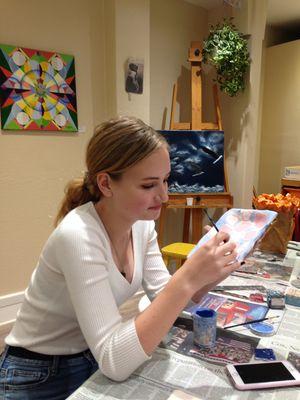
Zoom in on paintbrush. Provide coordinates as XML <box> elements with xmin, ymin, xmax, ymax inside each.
<box><xmin>203</xmin><ymin>209</ymin><xmax>219</xmax><ymax>232</ymax></box>
<box><xmin>223</xmin><ymin>315</ymin><xmax>280</xmax><ymax>330</ymax></box>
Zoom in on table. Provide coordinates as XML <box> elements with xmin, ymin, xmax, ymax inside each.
<box><xmin>68</xmin><ymin>249</ymin><xmax>300</xmax><ymax>400</ymax></box>
<box><xmin>281</xmin><ymin>178</ymin><xmax>300</xmax><ymax>198</ymax></box>
<box><xmin>281</xmin><ymin>179</ymin><xmax>300</xmax><ymax>241</ymax></box>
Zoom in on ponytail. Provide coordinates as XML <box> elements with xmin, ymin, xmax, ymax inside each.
<box><xmin>54</xmin><ymin>175</ymin><xmax>100</xmax><ymax>226</ymax></box>
<box><xmin>54</xmin><ymin>116</ymin><xmax>168</xmax><ymax>227</ymax></box>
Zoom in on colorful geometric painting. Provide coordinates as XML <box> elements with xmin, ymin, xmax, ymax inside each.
<box><xmin>0</xmin><ymin>44</ymin><xmax>77</xmax><ymax>131</ymax></box>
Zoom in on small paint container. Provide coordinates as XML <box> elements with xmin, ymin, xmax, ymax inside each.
<box><xmin>186</xmin><ymin>197</ymin><xmax>194</xmax><ymax>206</ymax></box>
<box><xmin>254</xmin><ymin>348</ymin><xmax>276</xmax><ymax>361</ymax></box>
<box><xmin>193</xmin><ymin>308</ymin><xmax>217</xmax><ymax>348</ymax></box>
<box><xmin>248</xmin><ymin>322</ymin><xmax>275</xmax><ymax>336</ymax></box>
<box><xmin>267</xmin><ymin>289</ymin><xmax>285</xmax><ymax>309</ymax></box>
<box><xmin>285</xmin><ymin>287</ymin><xmax>300</xmax><ymax>307</ymax></box>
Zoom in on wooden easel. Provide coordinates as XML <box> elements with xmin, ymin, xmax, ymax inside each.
<box><xmin>157</xmin><ymin>41</ymin><xmax>233</xmax><ymax>247</ymax></box>
<box><xmin>170</xmin><ymin>42</ymin><xmax>222</xmax><ymax>131</ymax></box>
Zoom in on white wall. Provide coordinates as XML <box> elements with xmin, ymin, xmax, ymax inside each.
<box><xmin>258</xmin><ymin>39</ymin><xmax>300</xmax><ymax>194</ymax></box>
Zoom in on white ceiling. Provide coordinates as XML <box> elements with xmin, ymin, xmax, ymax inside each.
<box><xmin>185</xmin><ymin>0</ymin><xmax>300</xmax><ymax>29</ymax></box>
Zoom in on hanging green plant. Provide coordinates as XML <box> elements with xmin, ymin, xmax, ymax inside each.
<box><xmin>202</xmin><ymin>18</ymin><xmax>250</xmax><ymax>97</ymax></box>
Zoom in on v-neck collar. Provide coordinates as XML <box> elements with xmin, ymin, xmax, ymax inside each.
<box><xmin>90</xmin><ymin>202</ymin><xmax>137</xmax><ymax>285</ymax></box>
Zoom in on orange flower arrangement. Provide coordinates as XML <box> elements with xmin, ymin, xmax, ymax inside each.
<box><xmin>253</xmin><ymin>193</ymin><xmax>300</xmax><ymax>214</ymax></box>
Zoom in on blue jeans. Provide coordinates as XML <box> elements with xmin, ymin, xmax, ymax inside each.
<box><xmin>0</xmin><ymin>346</ymin><xmax>98</xmax><ymax>399</ymax></box>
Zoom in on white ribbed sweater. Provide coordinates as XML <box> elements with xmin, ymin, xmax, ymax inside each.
<box><xmin>6</xmin><ymin>202</ymin><xmax>171</xmax><ymax>381</ymax></box>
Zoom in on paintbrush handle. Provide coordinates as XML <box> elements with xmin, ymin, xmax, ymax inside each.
<box><xmin>203</xmin><ymin>209</ymin><xmax>219</xmax><ymax>232</ymax></box>
<box><xmin>223</xmin><ymin>316</ymin><xmax>279</xmax><ymax>330</ymax></box>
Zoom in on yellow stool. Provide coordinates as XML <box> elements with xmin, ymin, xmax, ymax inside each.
<box><xmin>161</xmin><ymin>242</ymin><xmax>196</xmax><ymax>270</ymax></box>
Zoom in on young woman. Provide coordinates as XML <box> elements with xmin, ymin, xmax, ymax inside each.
<box><xmin>0</xmin><ymin>116</ymin><xmax>239</xmax><ymax>399</ymax></box>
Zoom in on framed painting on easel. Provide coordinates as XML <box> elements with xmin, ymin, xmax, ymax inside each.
<box><xmin>157</xmin><ymin>41</ymin><xmax>233</xmax><ymax>247</ymax></box>
<box><xmin>161</xmin><ymin>129</ymin><xmax>225</xmax><ymax>194</ymax></box>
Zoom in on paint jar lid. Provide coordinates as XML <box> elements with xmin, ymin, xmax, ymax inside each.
<box><xmin>248</xmin><ymin>322</ymin><xmax>275</xmax><ymax>336</ymax></box>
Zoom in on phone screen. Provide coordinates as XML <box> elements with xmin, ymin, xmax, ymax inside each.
<box><xmin>234</xmin><ymin>362</ymin><xmax>295</xmax><ymax>384</ymax></box>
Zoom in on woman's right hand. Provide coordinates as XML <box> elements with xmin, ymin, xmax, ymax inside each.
<box><xmin>134</xmin><ymin>231</ymin><xmax>239</xmax><ymax>358</ymax></box>
<box><xmin>179</xmin><ymin>231</ymin><xmax>240</xmax><ymax>295</ymax></box>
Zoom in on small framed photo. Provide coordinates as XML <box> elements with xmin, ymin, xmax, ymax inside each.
<box><xmin>125</xmin><ymin>58</ymin><xmax>144</xmax><ymax>94</ymax></box>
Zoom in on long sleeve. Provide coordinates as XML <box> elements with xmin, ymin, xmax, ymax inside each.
<box><xmin>6</xmin><ymin>203</ymin><xmax>151</xmax><ymax>382</ymax></box>
<box><xmin>141</xmin><ymin>221</ymin><xmax>171</xmax><ymax>301</ymax></box>
<box><xmin>54</xmin><ymin>214</ymin><xmax>150</xmax><ymax>381</ymax></box>
<box><xmin>141</xmin><ymin>222</ymin><xmax>194</xmax><ymax>310</ymax></box>
<box><xmin>6</xmin><ymin>203</ymin><xmax>172</xmax><ymax>382</ymax></box>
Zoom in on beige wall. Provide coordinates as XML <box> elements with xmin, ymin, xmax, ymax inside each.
<box><xmin>0</xmin><ymin>0</ymin><xmax>271</xmax><ymax>297</ymax></box>
<box><xmin>258</xmin><ymin>39</ymin><xmax>300</xmax><ymax>194</ymax></box>
<box><xmin>209</xmin><ymin>0</ymin><xmax>268</xmax><ymax>208</ymax></box>
<box><xmin>0</xmin><ymin>0</ymin><xmax>108</xmax><ymax>295</ymax></box>
<box><xmin>150</xmin><ymin>0</ymin><xmax>208</xmax><ymax>130</ymax></box>
<box><xmin>150</xmin><ymin>0</ymin><xmax>208</xmax><ymax>244</ymax></box>
<box><xmin>149</xmin><ymin>0</ymin><xmax>268</xmax><ymax>245</ymax></box>
<box><xmin>115</xmin><ymin>0</ymin><xmax>150</xmax><ymax>122</ymax></box>
<box><xmin>90</xmin><ymin>0</ymin><xmax>117</xmax><ymax>125</ymax></box>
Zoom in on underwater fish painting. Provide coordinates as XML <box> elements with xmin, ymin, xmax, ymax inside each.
<box><xmin>159</xmin><ymin>130</ymin><xmax>225</xmax><ymax>193</ymax></box>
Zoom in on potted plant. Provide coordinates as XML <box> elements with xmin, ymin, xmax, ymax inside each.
<box><xmin>202</xmin><ymin>18</ymin><xmax>250</xmax><ymax>97</ymax></box>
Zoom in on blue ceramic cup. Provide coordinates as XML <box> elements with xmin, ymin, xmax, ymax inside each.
<box><xmin>193</xmin><ymin>308</ymin><xmax>217</xmax><ymax>348</ymax></box>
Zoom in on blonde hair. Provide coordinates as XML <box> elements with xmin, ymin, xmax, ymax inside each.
<box><xmin>55</xmin><ymin>116</ymin><xmax>167</xmax><ymax>225</ymax></box>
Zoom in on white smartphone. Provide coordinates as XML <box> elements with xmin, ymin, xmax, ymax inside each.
<box><xmin>226</xmin><ymin>361</ymin><xmax>300</xmax><ymax>390</ymax></box>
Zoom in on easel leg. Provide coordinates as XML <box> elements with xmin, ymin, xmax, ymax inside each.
<box><xmin>169</xmin><ymin>83</ymin><xmax>177</xmax><ymax>130</ymax></box>
<box><xmin>157</xmin><ymin>204</ymin><xmax>167</xmax><ymax>248</ymax></box>
<box><xmin>192</xmin><ymin>208</ymin><xmax>202</xmax><ymax>243</ymax></box>
<box><xmin>163</xmin><ymin>255</ymin><xmax>170</xmax><ymax>268</ymax></box>
<box><xmin>183</xmin><ymin>209</ymin><xmax>191</xmax><ymax>242</ymax></box>
<box><xmin>213</xmin><ymin>83</ymin><xmax>223</xmax><ymax>130</ymax></box>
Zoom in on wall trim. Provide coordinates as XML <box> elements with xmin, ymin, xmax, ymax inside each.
<box><xmin>0</xmin><ymin>320</ymin><xmax>14</xmax><ymax>334</ymax></box>
<box><xmin>0</xmin><ymin>291</ymin><xmax>24</xmax><ymax>325</ymax></box>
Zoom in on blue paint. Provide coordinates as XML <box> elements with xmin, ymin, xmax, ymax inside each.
<box><xmin>248</xmin><ymin>322</ymin><xmax>275</xmax><ymax>336</ymax></box>
<box><xmin>196</xmin><ymin>309</ymin><xmax>215</xmax><ymax>318</ymax></box>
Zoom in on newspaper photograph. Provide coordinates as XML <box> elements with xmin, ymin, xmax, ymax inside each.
<box><xmin>161</xmin><ymin>326</ymin><xmax>259</xmax><ymax>365</ymax></box>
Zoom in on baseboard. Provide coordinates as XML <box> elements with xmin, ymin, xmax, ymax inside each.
<box><xmin>0</xmin><ymin>291</ymin><xmax>24</xmax><ymax>326</ymax></box>
<box><xmin>0</xmin><ymin>320</ymin><xmax>14</xmax><ymax>335</ymax></box>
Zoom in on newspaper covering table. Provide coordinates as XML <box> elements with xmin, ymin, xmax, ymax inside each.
<box><xmin>68</xmin><ymin>248</ymin><xmax>300</xmax><ymax>400</ymax></box>
<box><xmin>68</xmin><ymin>309</ymin><xmax>300</xmax><ymax>400</ymax></box>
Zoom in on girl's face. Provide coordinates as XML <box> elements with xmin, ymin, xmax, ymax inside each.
<box><xmin>108</xmin><ymin>146</ymin><xmax>170</xmax><ymax>223</ymax></box>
